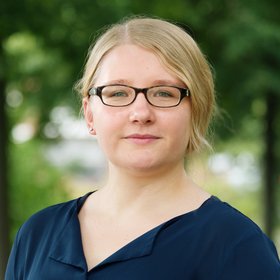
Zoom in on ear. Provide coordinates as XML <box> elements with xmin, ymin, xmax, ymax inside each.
<box><xmin>83</xmin><ymin>97</ymin><xmax>95</xmax><ymax>131</ymax></box>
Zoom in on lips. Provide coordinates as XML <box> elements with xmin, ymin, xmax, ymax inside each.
<box><xmin>124</xmin><ymin>134</ymin><xmax>160</xmax><ymax>144</ymax></box>
<box><xmin>125</xmin><ymin>134</ymin><xmax>159</xmax><ymax>139</ymax></box>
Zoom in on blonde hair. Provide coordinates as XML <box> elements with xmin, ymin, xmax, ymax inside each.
<box><xmin>76</xmin><ymin>16</ymin><xmax>215</xmax><ymax>153</ymax></box>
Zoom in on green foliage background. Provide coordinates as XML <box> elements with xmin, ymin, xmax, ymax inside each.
<box><xmin>8</xmin><ymin>141</ymin><xmax>68</xmax><ymax>238</ymax></box>
<box><xmin>1</xmin><ymin>0</ymin><xmax>280</xmax><ymax>268</ymax></box>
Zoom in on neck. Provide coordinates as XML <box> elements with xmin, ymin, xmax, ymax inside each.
<box><xmin>100</xmin><ymin>162</ymin><xmax>194</xmax><ymax>215</ymax></box>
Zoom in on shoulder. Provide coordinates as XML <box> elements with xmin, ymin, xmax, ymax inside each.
<box><xmin>208</xmin><ymin>197</ymin><xmax>279</xmax><ymax>261</ymax></box>
<box><xmin>205</xmin><ymin>196</ymin><xmax>264</xmax><ymax>237</ymax></box>
<box><xmin>16</xmin><ymin>193</ymin><xmax>91</xmax><ymax>242</ymax></box>
<box><xmin>5</xmin><ymin>193</ymin><xmax>92</xmax><ymax>279</ymax></box>
<box><xmin>195</xmin><ymin>197</ymin><xmax>280</xmax><ymax>278</ymax></box>
<box><xmin>21</xmin><ymin>198</ymin><xmax>76</xmax><ymax>231</ymax></box>
<box><xmin>198</xmin><ymin>196</ymin><xmax>279</xmax><ymax>257</ymax></box>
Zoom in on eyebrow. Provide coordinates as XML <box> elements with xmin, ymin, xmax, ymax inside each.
<box><xmin>102</xmin><ymin>79</ymin><xmax>185</xmax><ymax>87</ymax></box>
<box><xmin>103</xmin><ymin>79</ymin><xmax>130</xmax><ymax>85</ymax></box>
<box><xmin>152</xmin><ymin>79</ymin><xmax>184</xmax><ymax>87</ymax></box>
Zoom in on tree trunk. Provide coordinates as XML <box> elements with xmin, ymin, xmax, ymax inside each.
<box><xmin>263</xmin><ymin>91</ymin><xmax>277</xmax><ymax>238</ymax></box>
<box><xmin>0</xmin><ymin>65</ymin><xmax>10</xmax><ymax>279</ymax></box>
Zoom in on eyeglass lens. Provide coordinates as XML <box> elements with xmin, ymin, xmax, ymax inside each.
<box><xmin>100</xmin><ymin>85</ymin><xmax>182</xmax><ymax>107</ymax></box>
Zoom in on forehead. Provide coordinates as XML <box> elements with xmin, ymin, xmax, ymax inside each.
<box><xmin>94</xmin><ymin>44</ymin><xmax>183</xmax><ymax>87</ymax></box>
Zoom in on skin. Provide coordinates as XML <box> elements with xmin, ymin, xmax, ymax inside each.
<box><xmin>81</xmin><ymin>44</ymin><xmax>210</xmax><ymax>270</ymax></box>
<box><xmin>86</xmin><ymin>44</ymin><xmax>191</xmax><ymax>175</ymax></box>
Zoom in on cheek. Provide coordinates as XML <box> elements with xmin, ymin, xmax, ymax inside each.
<box><xmin>91</xmin><ymin>101</ymin><xmax>125</xmax><ymax>140</ymax></box>
<box><xmin>170</xmin><ymin>110</ymin><xmax>192</xmax><ymax>147</ymax></box>
<box><xmin>171</xmin><ymin>108</ymin><xmax>191</xmax><ymax>132</ymax></box>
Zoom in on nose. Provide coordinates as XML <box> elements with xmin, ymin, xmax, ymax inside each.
<box><xmin>129</xmin><ymin>93</ymin><xmax>155</xmax><ymax>124</ymax></box>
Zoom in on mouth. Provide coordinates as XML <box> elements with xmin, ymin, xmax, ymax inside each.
<box><xmin>124</xmin><ymin>134</ymin><xmax>160</xmax><ymax>144</ymax></box>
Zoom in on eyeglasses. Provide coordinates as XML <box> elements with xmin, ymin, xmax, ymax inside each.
<box><xmin>88</xmin><ymin>84</ymin><xmax>190</xmax><ymax>108</ymax></box>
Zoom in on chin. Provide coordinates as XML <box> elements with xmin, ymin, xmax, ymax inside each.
<box><xmin>124</xmin><ymin>159</ymin><xmax>171</xmax><ymax>175</ymax></box>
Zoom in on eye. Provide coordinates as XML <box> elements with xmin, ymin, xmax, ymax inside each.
<box><xmin>154</xmin><ymin>91</ymin><xmax>173</xmax><ymax>97</ymax></box>
<box><xmin>102</xmin><ymin>86</ymin><xmax>131</xmax><ymax>98</ymax></box>
<box><xmin>111</xmin><ymin>91</ymin><xmax>128</xmax><ymax>97</ymax></box>
<box><xmin>153</xmin><ymin>88</ymin><xmax>177</xmax><ymax>98</ymax></box>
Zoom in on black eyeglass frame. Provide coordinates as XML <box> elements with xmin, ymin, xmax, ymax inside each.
<box><xmin>88</xmin><ymin>84</ymin><xmax>191</xmax><ymax>108</ymax></box>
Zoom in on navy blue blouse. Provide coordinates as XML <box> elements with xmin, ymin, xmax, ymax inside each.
<box><xmin>5</xmin><ymin>193</ymin><xmax>280</xmax><ymax>279</ymax></box>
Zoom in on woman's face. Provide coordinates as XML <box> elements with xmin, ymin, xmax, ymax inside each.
<box><xmin>84</xmin><ymin>44</ymin><xmax>191</xmax><ymax>174</ymax></box>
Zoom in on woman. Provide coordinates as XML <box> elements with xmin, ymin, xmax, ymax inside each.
<box><xmin>6</xmin><ymin>16</ymin><xmax>280</xmax><ymax>279</ymax></box>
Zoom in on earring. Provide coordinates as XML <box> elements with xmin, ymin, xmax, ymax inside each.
<box><xmin>89</xmin><ymin>128</ymin><xmax>96</xmax><ymax>135</ymax></box>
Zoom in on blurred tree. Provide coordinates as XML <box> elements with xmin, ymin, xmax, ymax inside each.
<box><xmin>203</xmin><ymin>0</ymin><xmax>280</xmax><ymax>237</ymax></box>
<box><xmin>129</xmin><ymin>0</ymin><xmax>280</xmax><ymax>237</ymax></box>
<box><xmin>1</xmin><ymin>0</ymin><xmax>279</xmax><ymax>277</ymax></box>
<box><xmin>0</xmin><ymin>44</ymin><xmax>9</xmax><ymax>280</ymax></box>
<box><xmin>0</xmin><ymin>1</ymin><xmax>127</xmax><ymax>277</ymax></box>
